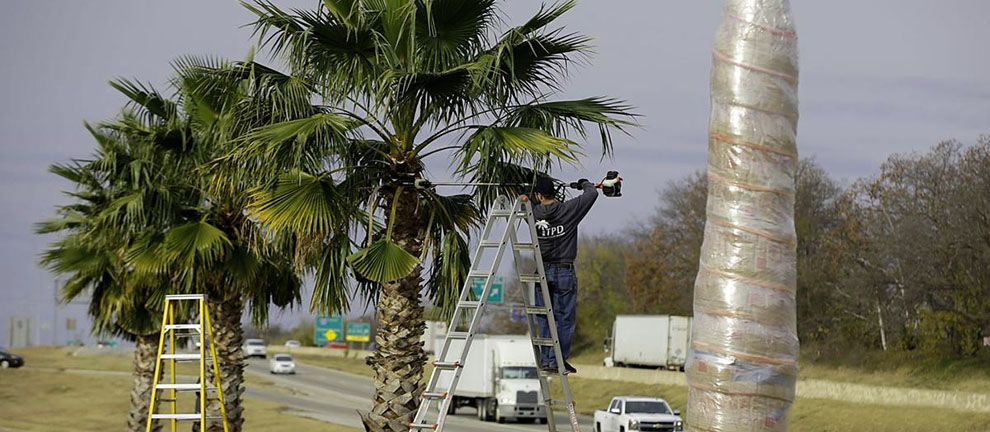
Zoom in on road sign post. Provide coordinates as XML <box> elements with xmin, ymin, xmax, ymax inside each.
<box><xmin>470</xmin><ymin>276</ymin><xmax>503</xmax><ymax>303</ymax></box>
<box><xmin>314</xmin><ymin>316</ymin><xmax>343</xmax><ymax>346</ymax></box>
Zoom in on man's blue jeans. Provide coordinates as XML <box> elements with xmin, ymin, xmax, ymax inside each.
<box><xmin>534</xmin><ymin>265</ymin><xmax>577</xmax><ymax>366</ymax></box>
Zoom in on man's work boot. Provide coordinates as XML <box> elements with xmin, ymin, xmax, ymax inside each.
<box><xmin>564</xmin><ymin>361</ymin><xmax>577</xmax><ymax>374</ymax></box>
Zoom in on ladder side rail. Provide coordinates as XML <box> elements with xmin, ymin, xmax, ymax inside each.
<box><xmin>411</xmin><ymin>196</ymin><xmax>513</xmax><ymax>429</ymax></box>
<box><xmin>420</xmin><ymin>195</ymin><xmax>509</xmax><ymax>390</ymax></box>
<box><xmin>145</xmin><ymin>300</ymin><xmax>172</xmax><ymax>432</ymax></box>
<box><xmin>169</xmin><ymin>305</ymin><xmax>177</xmax><ymax>432</ymax></box>
<box><xmin>505</xmin><ymin>211</ymin><xmax>548</xmax><ymax>377</ymax></box>
<box><xmin>506</xmin><ymin>214</ymin><xmax>559</xmax><ymax>432</ymax></box>
<box><xmin>198</xmin><ymin>299</ymin><xmax>207</xmax><ymax>429</ymax></box>
<box><xmin>522</xmin><ymin>198</ymin><xmax>582</xmax><ymax>432</ymax></box>
<box><xmin>522</xmin><ymin>200</ymin><xmax>568</xmax><ymax>371</ymax></box>
<box><xmin>203</xmin><ymin>302</ymin><xmax>230</xmax><ymax>432</ymax></box>
<box><xmin>433</xmin><ymin>198</ymin><xmax>523</xmax><ymax>432</ymax></box>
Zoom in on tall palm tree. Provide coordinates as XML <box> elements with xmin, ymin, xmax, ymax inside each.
<box><xmin>42</xmin><ymin>73</ymin><xmax>305</xmax><ymax>431</ymax></box>
<box><xmin>113</xmin><ymin>67</ymin><xmax>306</xmax><ymax>431</ymax></box>
<box><xmin>231</xmin><ymin>1</ymin><xmax>637</xmax><ymax>430</ymax></box>
<box><xmin>38</xmin><ymin>120</ymin><xmax>179</xmax><ymax>432</ymax></box>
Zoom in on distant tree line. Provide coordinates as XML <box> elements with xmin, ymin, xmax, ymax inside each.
<box><xmin>569</xmin><ymin>137</ymin><xmax>990</xmax><ymax>360</ymax></box>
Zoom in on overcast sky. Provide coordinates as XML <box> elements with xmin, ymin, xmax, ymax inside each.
<box><xmin>2</xmin><ymin>1</ymin><xmax>988</xmax><ymax>345</ymax></box>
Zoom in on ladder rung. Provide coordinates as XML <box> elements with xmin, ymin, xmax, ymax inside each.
<box><xmin>164</xmin><ymin>324</ymin><xmax>201</xmax><ymax>331</ymax></box>
<box><xmin>513</xmin><ymin>243</ymin><xmax>536</xmax><ymax>251</ymax></box>
<box><xmin>161</xmin><ymin>353</ymin><xmax>202</xmax><ymax>360</ymax></box>
<box><xmin>156</xmin><ymin>383</ymin><xmax>216</xmax><ymax>391</ymax></box>
<box><xmin>525</xmin><ymin>306</ymin><xmax>550</xmax><ymax>315</ymax></box>
<box><xmin>446</xmin><ymin>331</ymin><xmax>470</xmax><ymax>340</ymax></box>
<box><xmin>431</xmin><ymin>361</ymin><xmax>461</xmax><ymax>369</ymax></box>
<box><xmin>164</xmin><ymin>294</ymin><xmax>205</xmax><ymax>301</ymax></box>
<box><xmin>480</xmin><ymin>241</ymin><xmax>502</xmax><ymax>248</ymax></box>
<box><xmin>422</xmin><ymin>391</ymin><xmax>448</xmax><ymax>400</ymax></box>
<box><xmin>490</xmin><ymin>210</ymin><xmax>527</xmax><ymax>218</ymax></box>
<box><xmin>458</xmin><ymin>301</ymin><xmax>482</xmax><ymax>308</ymax></box>
<box><xmin>519</xmin><ymin>274</ymin><xmax>543</xmax><ymax>283</ymax></box>
<box><xmin>468</xmin><ymin>271</ymin><xmax>492</xmax><ymax>279</ymax></box>
<box><xmin>532</xmin><ymin>338</ymin><xmax>555</xmax><ymax>346</ymax></box>
<box><xmin>408</xmin><ymin>423</ymin><xmax>437</xmax><ymax>430</ymax></box>
<box><xmin>151</xmin><ymin>414</ymin><xmax>221</xmax><ymax>421</ymax></box>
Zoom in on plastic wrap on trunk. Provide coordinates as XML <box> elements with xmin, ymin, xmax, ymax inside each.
<box><xmin>687</xmin><ymin>0</ymin><xmax>799</xmax><ymax>430</ymax></box>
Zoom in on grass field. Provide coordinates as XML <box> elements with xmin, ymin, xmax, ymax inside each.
<box><xmin>551</xmin><ymin>377</ymin><xmax>990</xmax><ymax>432</ymax></box>
<box><xmin>0</xmin><ymin>347</ymin><xmax>360</xmax><ymax>432</ymax></box>
<box><xmin>6</xmin><ymin>346</ymin><xmax>990</xmax><ymax>431</ymax></box>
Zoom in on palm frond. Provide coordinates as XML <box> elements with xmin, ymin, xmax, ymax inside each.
<box><xmin>163</xmin><ymin>221</ymin><xmax>231</xmax><ymax>265</ymax></box>
<box><xmin>108</xmin><ymin>78</ymin><xmax>178</xmax><ymax>123</ymax></box>
<box><xmin>310</xmin><ymin>233</ymin><xmax>354</xmax><ymax>314</ymax></box>
<box><xmin>426</xmin><ymin>229</ymin><xmax>471</xmax><ymax>320</ymax></box>
<box><xmin>247</xmin><ymin>171</ymin><xmax>352</xmax><ymax>236</ymax></box>
<box><xmin>506</xmin><ymin>97</ymin><xmax>638</xmax><ymax>158</ymax></box>
<box><xmin>347</xmin><ymin>238</ymin><xmax>419</xmax><ymax>283</ymax></box>
<box><xmin>456</xmin><ymin>126</ymin><xmax>580</xmax><ymax>175</ymax></box>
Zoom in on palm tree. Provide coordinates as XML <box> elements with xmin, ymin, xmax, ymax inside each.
<box><xmin>41</xmin><ymin>73</ymin><xmax>305</xmax><ymax>431</ymax></box>
<box><xmin>232</xmin><ymin>1</ymin><xmax>637</xmax><ymax>429</ymax></box>
<box><xmin>38</xmin><ymin>120</ymin><xmax>177</xmax><ymax>432</ymax></box>
<box><xmin>113</xmin><ymin>67</ymin><xmax>306</xmax><ymax>431</ymax></box>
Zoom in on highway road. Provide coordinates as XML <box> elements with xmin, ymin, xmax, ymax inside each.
<box><xmin>243</xmin><ymin>358</ymin><xmax>596</xmax><ymax>432</ymax></box>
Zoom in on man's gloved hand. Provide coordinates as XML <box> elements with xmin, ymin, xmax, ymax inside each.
<box><xmin>569</xmin><ymin>178</ymin><xmax>590</xmax><ymax>189</ymax></box>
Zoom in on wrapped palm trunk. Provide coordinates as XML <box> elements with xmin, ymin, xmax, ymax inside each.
<box><xmin>686</xmin><ymin>0</ymin><xmax>800</xmax><ymax>431</ymax></box>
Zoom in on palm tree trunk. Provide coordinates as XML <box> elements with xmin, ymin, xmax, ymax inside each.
<box><xmin>127</xmin><ymin>334</ymin><xmax>161</xmax><ymax>432</ymax></box>
<box><xmin>209</xmin><ymin>296</ymin><xmax>246</xmax><ymax>432</ymax></box>
<box><xmin>362</xmin><ymin>187</ymin><xmax>427</xmax><ymax>432</ymax></box>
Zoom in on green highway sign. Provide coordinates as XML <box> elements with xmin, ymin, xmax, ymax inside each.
<box><xmin>470</xmin><ymin>276</ymin><xmax>503</xmax><ymax>303</ymax></box>
<box><xmin>346</xmin><ymin>322</ymin><xmax>372</xmax><ymax>342</ymax></box>
<box><xmin>314</xmin><ymin>316</ymin><xmax>343</xmax><ymax>345</ymax></box>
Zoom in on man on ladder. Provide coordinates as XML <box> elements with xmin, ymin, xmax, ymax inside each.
<box><xmin>531</xmin><ymin>176</ymin><xmax>600</xmax><ymax>374</ymax></box>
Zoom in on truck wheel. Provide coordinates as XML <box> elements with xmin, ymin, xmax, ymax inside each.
<box><xmin>486</xmin><ymin>399</ymin><xmax>498</xmax><ymax>422</ymax></box>
<box><xmin>447</xmin><ymin>400</ymin><xmax>456</xmax><ymax>415</ymax></box>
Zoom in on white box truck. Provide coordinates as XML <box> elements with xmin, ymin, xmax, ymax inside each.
<box><xmin>421</xmin><ymin>321</ymin><xmax>447</xmax><ymax>354</ymax></box>
<box><xmin>604</xmin><ymin>315</ymin><xmax>692</xmax><ymax>370</ymax></box>
<box><xmin>433</xmin><ymin>335</ymin><xmax>546</xmax><ymax>423</ymax></box>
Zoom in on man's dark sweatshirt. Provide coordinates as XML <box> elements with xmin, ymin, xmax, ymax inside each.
<box><xmin>532</xmin><ymin>181</ymin><xmax>599</xmax><ymax>264</ymax></box>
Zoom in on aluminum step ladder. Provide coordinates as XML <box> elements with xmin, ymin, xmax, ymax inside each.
<box><xmin>410</xmin><ymin>195</ymin><xmax>582</xmax><ymax>432</ymax></box>
<box><xmin>146</xmin><ymin>294</ymin><xmax>229</xmax><ymax>432</ymax></box>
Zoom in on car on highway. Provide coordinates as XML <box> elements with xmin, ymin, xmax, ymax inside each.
<box><xmin>284</xmin><ymin>340</ymin><xmax>301</xmax><ymax>348</ymax></box>
<box><xmin>0</xmin><ymin>347</ymin><xmax>24</xmax><ymax>368</ymax></box>
<box><xmin>269</xmin><ymin>354</ymin><xmax>296</xmax><ymax>374</ymax></box>
<box><xmin>594</xmin><ymin>396</ymin><xmax>683</xmax><ymax>432</ymax></box>
<box><xmin>243</xmin><ymin>338</ymin><xmax>267</xmax><ymax>358</ymax></box>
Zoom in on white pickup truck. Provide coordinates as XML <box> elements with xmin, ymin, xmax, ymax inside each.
<box><xmin>593</xmin><ymin>396</ymin><xmax>683</xmax><ymax>432</ymax></box>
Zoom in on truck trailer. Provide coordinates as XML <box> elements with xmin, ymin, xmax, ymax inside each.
<box><xmin>432</xmin><ymin>335</ymin><xmax>546</xmax><ymax>423</ymax></box>
<box><xmin>604</xmin><ymin>315</ymin><xmax>692</xmax><ymax>370</ymax></box>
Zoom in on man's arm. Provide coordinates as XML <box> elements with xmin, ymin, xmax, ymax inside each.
<box><xmin>564</xmin><ymin>180</ymin><xmax>599</xmax><ymax>223</ymax></box>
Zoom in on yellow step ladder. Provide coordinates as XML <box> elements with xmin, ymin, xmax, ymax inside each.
<box><xmin>146</xmin><ymin>294</ymin><xmax>229</xmax><ymax>432</ymax></box>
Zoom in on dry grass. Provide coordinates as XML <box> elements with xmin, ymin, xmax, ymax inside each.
<box><xmin>0</xmin><ymin>349</ymin><xmax>360</xmax><ymax>432</ymax></box>
<box><xmin>554</xmin><ymin>377</ymin><xmax>990</xmax><ymax>432</ymax></box>
<box><xmin>289</xmin><ymin>352</ymin><xmax>374</xmax><ymax>377</ymax></box>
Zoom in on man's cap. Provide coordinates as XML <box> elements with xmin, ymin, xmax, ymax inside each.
<box><xmin>534</xmin><ymin>176</ymin><xmax>555</xmax><ymax>195</ymax></box>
